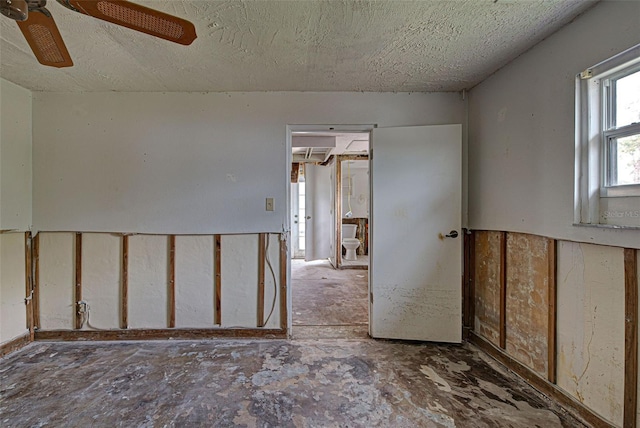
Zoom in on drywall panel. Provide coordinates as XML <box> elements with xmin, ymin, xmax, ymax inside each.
<box><xmin>221</xmin><ymin>234</ymin><xmax>259</xmax><ymax>328</ymax></box>
<box><xmin>81</xmin><ymin>233</ymin><xmax>121</xmax><ymax>329</ymax></box>
<box><xmin>0</xmin><ymin>233</ymin><xmax>27</xmax><ymax>344</ymax></box>
<box><xmin>557</xmin><ymin>241</ymin><xmax>624</xmax><ymax>426</ymax></box>
<box><xmin>505</xmin><ymin>233</ymin><xmax>550</xmax><ymax>377</ymax></box>
<box><xmin>38</xmin><ymin>233</ymin><xmax>74</xmax><ymax>330</ymax></box>
<box><xmin>175</xmin><ymin>235</ymin><xmax>214</xmax><ymax>327</ymax></box>
<box><xmin>468</xmin><ymin>1</ymin><xmax>640</xmax><ymax>249</ymax></box>
<box><xmin>0</xmin><ymin>78</ymin><xmax>32</xmax><ymax>230</ymax></box>
<box><xmin>32</xmin><ymin>92</ymin><xmax>463</xmax><ymax>234</ymax></box>
<box><xmin>473</xmin><ymin>231</ymin><xmax>502</xmax><ymax>347</ymax></box>
<box><xmin>128</xmin><ymin>235</ymin><xmax>169</xmax><ymax>328</ymax></box>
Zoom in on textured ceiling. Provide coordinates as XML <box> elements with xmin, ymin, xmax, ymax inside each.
<box><xmin>0</xmin><ymin>0</ymin><xmax>597</xmax><ymax>92</ymax></box>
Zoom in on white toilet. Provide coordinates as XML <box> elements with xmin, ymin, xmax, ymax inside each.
<box><xmin>342</xmin><ymin>224</ymin><xmax>361</xmax><ymax>261</ymax></box>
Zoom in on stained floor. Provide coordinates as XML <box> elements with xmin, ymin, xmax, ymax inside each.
<box><xmin>291</xmin><ymin>259</ymin><xmax>368</xmax><ymax>328</ymax></box>
<box><xmin>0</xmin><ymin>339</ymin><xmax>585</xmax><ymax>427</ymax></box>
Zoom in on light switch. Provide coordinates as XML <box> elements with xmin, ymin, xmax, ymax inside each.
<box><xmin>266</xmin><ymin>198</ymin><xmax>275</xmax><ymax>211</ymax></box>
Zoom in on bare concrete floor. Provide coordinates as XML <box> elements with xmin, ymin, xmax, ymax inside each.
<box><xmin>291</xmin><ymin>259</ymin><xmax>368</xmax><ymax>332</ymax></box>
<box><xmin>0</xmin><ymin>339</ymin><xmax>585</xmax><ymax>427</ymax></box>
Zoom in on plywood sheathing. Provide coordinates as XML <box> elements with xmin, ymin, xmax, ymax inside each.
<box><xmin>556</xmin><ymin>241</ymin><xmax>625</xmax><ymax>426</ymax></box>
<box><xmin>473</xmin><ymin>231</ymin><xmax>503</xmax><ymax>348</ymax></box>
<box><xmin>505</xmin><ymin>232</ymin><xmax>552</xmax><ymax>378</ymax></box>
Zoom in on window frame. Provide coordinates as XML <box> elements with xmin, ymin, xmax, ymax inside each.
<box><xmin>601</xmin><ymin>63</ymin><xmax>640</xmax><ymax>196</ymax></box>
<box><xmin>575</xmin><ymin>43</ymin><xmax>640</xmax><ymax>227</ymax></box>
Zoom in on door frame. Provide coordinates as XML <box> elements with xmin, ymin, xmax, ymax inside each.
<box><xmin>335</xmin><ymin>154</ymin><xmax>370</xmax><ymax>268</ymax></box>
<box><xmin>286</xmin><ymin>124</ymin><xmax>376</xmax><ymax>332</ymax></box>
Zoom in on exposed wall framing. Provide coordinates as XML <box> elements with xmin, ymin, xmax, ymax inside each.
<box><xmin>74</xmin><ymin>233</ymin><xmax>82</xmax><ymax>330</ymax></box>
<box><xmin>33</xmin><ymin>233</ymin><xmax>40</xmax><ymax>329</ymax></box>
<box><xmin>625</xmin><ymin>248</ymin><xmax>638</xmax><ymax>428</ymax></box>
<box><xmin>24</xmin><ymin>232</ymin><xmax>33</xmax><ymax>338</ymax></box>
<box><xmin>214</xmin><ymin>234</ymin><xmax>221</xmax><ymax>325</ymax></box>
<box><xmin>168</xmin><ymin>235</ymin><xmax>176</xmax><ymax>328</ymax></box>
<box><xmin>258</xmin><ymin>233</ymin><xmax>266</xmax><ymax>327</ymax></box>
<box><xmin>280</xmin><ymin>233</ymin><xmax>288</xmax><ymax>331</ymax></box>
<box><xmin>121</xmin><ymin>235</ymin><xmax>128</xmax><ymax>329</ymax></box>
<box><xmin>470</xmin><ymin>229</ymin><xmax>631</xmax><ymax>427</ymax></box>
<box><xmin>30</xmin><ymin>231</ymin><xmax>286</xmax><ymax>341</ymax></box>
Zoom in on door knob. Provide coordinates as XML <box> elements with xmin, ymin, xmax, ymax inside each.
<box><xmin>445</xmin><ymin>230</ymin><xmax>459</xmax><ymax>238</ymax></box>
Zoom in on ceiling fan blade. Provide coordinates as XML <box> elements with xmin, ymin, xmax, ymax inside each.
<box><xmin>66</xmin><ymin>0</ymin><xmax>196</xmax><ymax>45</ymax></box>
<box><xmin>16</xmin><ymin>8</ymin><xmax>73</xmax><ymax>67</ymax></box>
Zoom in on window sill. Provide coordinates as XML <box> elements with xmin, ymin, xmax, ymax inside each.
<box><xmin>573</xmin><ymin>223</ymin><xmax>640</xmax><ymax>231</ymax></box>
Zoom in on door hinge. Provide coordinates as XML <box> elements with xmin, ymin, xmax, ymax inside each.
<box><xmin>370</xmin><ymin>292</ymin><xmax>373</xmax><ymax>304</ymax></box>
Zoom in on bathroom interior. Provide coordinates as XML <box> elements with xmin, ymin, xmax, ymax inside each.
<box><xmin>290</xmin><ymin>132</ymin><xmax>370</xmax><ymax>269</ymax></box>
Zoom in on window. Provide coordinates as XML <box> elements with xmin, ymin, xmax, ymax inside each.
<box><xmin>576</xmin><ymin>44</ymin><xmax>640</xmax><ymax>228</ymax></box>
<box><xmin>602</xmin><ymin>67</ymin><xmax>640</xmax><ymax>191</ymax></box>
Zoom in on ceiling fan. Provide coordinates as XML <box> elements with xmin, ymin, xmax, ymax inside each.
<box><xmin>1</xmin><ymin>0</ymin><xmax>197</xmax><ymax>67</ymax></box>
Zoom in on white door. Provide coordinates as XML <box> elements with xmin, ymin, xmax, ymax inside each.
<box><xmin>305</xmin><ymin>164</ymin><xmax>333</xmax><ymax>262</ymax></box>
<box><xmin>370</xmin><ymin>124</ymin><xmax>462</xmax><ymax>343</ymax></box>
<box><xmin>291</xmin><ymin>183</ymin><xmax>304</xmax><ymax>258</ymax></box>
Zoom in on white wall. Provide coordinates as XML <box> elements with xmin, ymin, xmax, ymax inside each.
<box><xmin>0</xmin><ymin>78</ymin><xmax>31</xmax><ymax>345</ymax></box>
<box><xmin>32</xmin><ymin>92</ymin><xmax>463</xmax><ymax>234</ymax></box>
<box><xmin>0</xmin><ymin>78</ymin><xmax>32</xmax><ymax>231</ymax></box>
<box><xmin>468</xmin><ymin>0</ymin><xmax>640</xmax><ymax>249</ymax></box>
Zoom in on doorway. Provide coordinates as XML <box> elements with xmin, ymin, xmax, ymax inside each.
<box><xmin>289</xmin><ymin>128</ymin><xmax>371</xmax><ymax>338</ymax></box>
<box><xmin>287</xmin><ymin>123</ymin><xmax>463</xmax><ymax>343</ymax></box>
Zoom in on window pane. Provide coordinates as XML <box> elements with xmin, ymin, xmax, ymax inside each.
<box><xmin>612</xmin><ymin>134</ymin><xmax>640</xmax><ymax>185</ymax></box>
<box><xmin>616</xmin><ymin>70</ymin><xmax>640</xmax><ymax>128</ymax></box>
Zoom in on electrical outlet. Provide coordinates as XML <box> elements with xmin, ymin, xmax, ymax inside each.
<box><xmin>266</xmin><ymin>198</ymin><xmax>275</xmax><ymax>211</ymax></box>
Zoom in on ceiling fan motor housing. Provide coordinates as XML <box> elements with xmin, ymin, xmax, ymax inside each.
<box><xmin>1</xmin><ymin>0</ymin><xmax>29</xmax><ymax>21</ymax></box>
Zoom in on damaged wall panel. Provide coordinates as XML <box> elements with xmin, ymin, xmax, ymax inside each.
<box><xmin>175</xmin><ymin>235</ymin><xmax>215</xmax><ymax>327</ymax></box>
<box><xmin>0</xmin><ymin>233</ymin><xmax>28</xmax><ymax>344</ymax></box>
<box><xmin>221</xmin><ymin>234</ymin><xmax>259</xmax><ymax>328</ymax></box>
<box><xmin>473</xmin><ymin>231</ymin><xmax>502</xmax><ymax>347</ymax></box>
<box><xmin>128</xmin><ymin>235</ymin><xmax>169</xmax><ymax>328</ymax></box>
<box><xmin>38</xmin><ymin>233</ymin><xmax>75</xmax><ymax>330</ymax></box>
<box><xmin>34</xmin><ymin>232</ymin><xmax>284</xmax><ymax>333</ymax></box>
<box><xmin>505</xmin><ymin>232</ymin><xmax>551</xmax><ymax>377</ymax></box>
<box><xmin>557</xmin><ymin>241</ymin><xmax>625</xmax><ymax>426</ymax></box>
<box><xmin>81</xmin><ymin>233</ymin><xmax>121</xmax><ymax>330</ymax></box>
